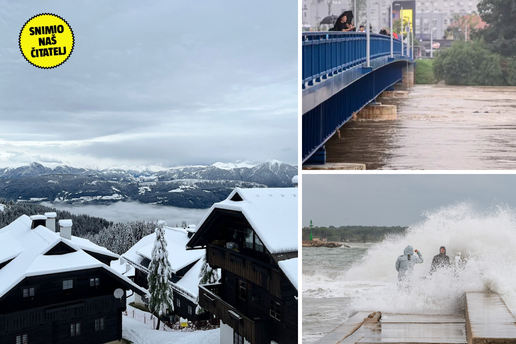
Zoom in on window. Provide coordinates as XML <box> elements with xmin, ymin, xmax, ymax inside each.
<box><xmin>233</xmin><ymin>332</ymin><xmax>244</xmax><ymax>344</ymax></box>
<box><xmin>239</xmin><ymin>280</ymin><xmax>247</xmax><ymax>300</ymax></box>
<box><xmin>270</xmin><ymin>300</ymin><xmax>281</xmax><ymax>321</ymax></box>
<box><xmin>63</xmin><ymin>280</ymin><xmax>73</xmax><ymax>290</ymax></box>
<box><xmin>244</xmin><ymin>228</ymin><xmax>265</xmax><ymax>253</ymax></box>
<box><xmin>188</xmin><ymin>305</ymin><xmax>193</xmax><ymax>315</ymax></box>
<box><xmin>90</xmin><ymin>278</ymin><xmax>100</xmax><ymax>287</ymax></box>
<box><xmin>22</xmin><ymin>288</ymin><xmax>34</xmax><ymax>298</ymax></box>
<box><xmin>95</xmin><ymin>318</ymin><xmax>105</xmax><ymax>331</ymax></box>
<box><xmin>16</xmin><ymin>334</ymin><xmax>28</xmax><ymax>344</ymax></box>
<box><xmin>70</xmin><ymin>323</ymin><xmax>81</xmax><ymax>336</ymax></box>
<box><xmin>245</xmin><ymin>228</ymin><xmax>254</xmax><ymax>249</ymax></box>
<box><xmin>176</xmin><ymin>298</ymin><xmax>181</xmax><ymax>307</ymax></box>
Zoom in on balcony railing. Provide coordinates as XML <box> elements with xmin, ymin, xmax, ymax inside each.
<box><xmin>199</xmin><ymin>284</ymin><xmax>271</xmax><ymax>344</ymax></box>
<box><xmin>207</xmin><ymin>245</ymin><xmax>282</xmax><ymax>298</ymax></box>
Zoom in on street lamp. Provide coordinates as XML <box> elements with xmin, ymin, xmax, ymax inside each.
<box><xmin>400</xmin><ymin>6</ymin><xmax>404</xmax><ymax>56</ymax></box>
<box><xmin>366</xmin><ymin>0</ymin><xmax>370</xmax><ymax>67</ymax></box>
<box><xmin>430</xmin><ymin>27</ymin><xmax>436</xmax><ymax>58</ymax></box>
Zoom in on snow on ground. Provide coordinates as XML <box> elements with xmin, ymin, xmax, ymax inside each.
<box><xmin>123</xmin><ymin>311</ymin><xmax>219</xmax><ymax>344</ymax></box>
<box><xmin>0</xmin><ymin>204</ymin><xmax>4</xmax><ymax>212</ymax></box>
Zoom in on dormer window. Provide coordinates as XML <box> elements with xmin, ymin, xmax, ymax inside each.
<box><xmin>245</xmin><ymin>228</ymin><xmax>265</xmax><ymax>253</ymax></box>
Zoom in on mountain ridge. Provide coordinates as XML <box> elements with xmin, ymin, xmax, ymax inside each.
<box><xmin>0</xmin><ymin>161</ymin><xmax>298</xmax><ymax>209</ymax></box>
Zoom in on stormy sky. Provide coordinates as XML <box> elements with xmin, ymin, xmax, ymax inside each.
<box><xmin>0</xmin><ymin>0</ymin><xmax>297</xmax><ymax>168</ymax></box>
<box><xmin>303</xmin><ymin>174</ymin><xmax>516</xmax><ymax>227</ymax></box>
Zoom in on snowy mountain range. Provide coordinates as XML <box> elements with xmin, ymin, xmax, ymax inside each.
<box><xmin>0</xmin><ymin>161</ymin><xmax>298</xmax><ymax>208</ymax></box>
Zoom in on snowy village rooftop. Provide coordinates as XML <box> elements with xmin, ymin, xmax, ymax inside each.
<box><xmin>121</xmin><ymin>226</ymin><xmax>206</xmax><ymax>301</ymax></box>
<box><xmin>194</xmin><ymin>187</ymin><xmax>298</xmax><ymax>254</ymax></box>
<box><xmin>279</xmin><ymin>257</ymin><xmax>298</xmax><ymax>290</ymax></box>
<box><xmin>0</xmin><ymin>215</ymin><xmax>146</xmax><ymax>298</ymax></box>
<box><xmin>122</xmin><ymin>226</ymin><xmax>204</xmax><ymax>274</ymax></box>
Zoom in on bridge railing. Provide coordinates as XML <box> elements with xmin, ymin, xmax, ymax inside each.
<box><xmin>302</xmin><ymin>32</ymin><xmax>408</xmax><ymax>87</ymax></box>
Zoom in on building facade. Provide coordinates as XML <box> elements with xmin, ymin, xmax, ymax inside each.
<box><xmin>187</xmin><ymin>188</ymin><xmax>298</xmax><ymax>344</ymax></box>
<box><xmin>303</xmin><ymin>0</ymin><xmax>480</xmax><ymax>34</ymax></box>
<box><xmin>0</xmin><ymin>214</ymin><xmax>145</xmax><ymax>344</ymax></box>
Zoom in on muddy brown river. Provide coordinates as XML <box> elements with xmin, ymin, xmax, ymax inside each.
<box><xmin>325</xmin><ymin>85</ymin><xmax>516</xmax><ymax>170</ymax></box>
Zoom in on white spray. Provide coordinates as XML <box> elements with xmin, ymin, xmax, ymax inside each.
<box><xmin>340</xmin><ymin>203</ymin><xmax>516</xmax><ymax>315</ymax></box>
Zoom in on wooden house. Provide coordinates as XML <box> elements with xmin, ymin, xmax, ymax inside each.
<box><xmin>187</xmin><ymin>187</ymin><xmax>298</xmax><ymax>344</ymax></box>
<box><xmin>122</xmin><ymin>225</ymin><xmax>211</xmax><ymax>322</ymax></box>
<box><xmin>0</xmin><ymin>214</ymin><xmax>146</xmax><ymax>344</ymax></box>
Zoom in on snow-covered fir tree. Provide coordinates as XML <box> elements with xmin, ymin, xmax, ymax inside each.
<box><xmin>199</xmin><ymin>254</ymin><xmax>220</xmax><ymax>285</ymax></box>
<box><xmin>197</xmin><ymin>254</ymin><xmax>220</xmax><ymax>315</ymax></box>
<box><xmin>147</xmin><ymin>221</ymin><xmax>174</xmax><ymax>329</ymax></box>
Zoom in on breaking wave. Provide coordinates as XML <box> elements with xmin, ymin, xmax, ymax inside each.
<box><xmin>305</xmin><ymin>203</ymin><xmax>516</xmax><ymax>316</ymax></box>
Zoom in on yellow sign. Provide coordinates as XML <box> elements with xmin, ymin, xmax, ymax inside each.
<box><xmin>402</xmin><ymin>9</ymin><xmax>413</xmax><ymax>34</ymax></box>
<box><xmin>19</xmin><ymin>13</ymin><xmax>74</xmax><ymax>69</ymax></box>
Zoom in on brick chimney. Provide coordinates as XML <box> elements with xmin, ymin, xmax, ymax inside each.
<box><xmin>44</xmin><ymin>212</ymin><xmax>57</xmax><ymax>232</ymax></box>
<box><xmin>59</xmin><ymin>219</ymin><xmax>73</xmax><ymax>240</ymax></box>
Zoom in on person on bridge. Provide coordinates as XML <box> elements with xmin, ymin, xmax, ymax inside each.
<box><xmin>358</xmin><ymin>25</ymin><xmax>365</xmax><ymax>32</ymax></box>
<box><xmin>331</xmin><ymin>11</ymin><xmax>355</xmax><ymax>32</ymax></box>
<box><xmin>395</xmin><ymin>245</ymin><xmax>423</xmax><ymax>290</ymax></box>
<box><xmin>430</xmin><ymin>246</ymin><xmax>450</xmax><ymax>274</ymax></box>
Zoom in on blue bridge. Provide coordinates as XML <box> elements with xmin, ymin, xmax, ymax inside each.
<box><xmin>302</xmin><ymin>32</ymin><xmax>414</xmax><ymax>165</ymax></box>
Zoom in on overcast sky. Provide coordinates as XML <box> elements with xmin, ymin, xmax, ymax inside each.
<box><xmin>303</xmin><ymin>174</ymin><xmax>516</xmax><ymax>227</ymax></box>
<box><xmin>0</xmin><ymin>0</ymin><xmax>297</xmax><ymax>169</ymax></box>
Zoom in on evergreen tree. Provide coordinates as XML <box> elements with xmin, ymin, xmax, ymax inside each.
<box><xmin>197</xmin><ymin>255</ymin><xmax>220</xmax><ymax>315</ymax></box>
<box><xmin>147</xmin><ymin>221</ymin><xmax>174</xmax><ymax>330</ymax></box>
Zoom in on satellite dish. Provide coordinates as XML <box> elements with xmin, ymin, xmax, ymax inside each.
<box><xmin>114</xmin><ymin>288</ymin><xmax>124</xmax><ymax>299</ymax></box>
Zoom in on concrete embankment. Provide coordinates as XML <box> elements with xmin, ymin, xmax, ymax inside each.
<box><xmin>315</xmin><ymin>292</ymin><xmax>516</xmax><ymax>344</ymax></box>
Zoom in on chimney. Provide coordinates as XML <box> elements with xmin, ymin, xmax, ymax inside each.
<box><xmin>44</xmin><ymin>212</ymin><xmax>57</xmax><ymax>232</ymax></box>
<box><xmin>59</xmin><ymin>219</ymin><xmax>73</xmax><ymax>240</ymax></box>
<box><xmin>186</xmin><ymin>224</ymin><xmax>197</xmax><ymax>238</ymax></box>
<box><xmin>30</xmin><ymin>215</ymin><xmax>47</xmax><ymax>229</ymax></box>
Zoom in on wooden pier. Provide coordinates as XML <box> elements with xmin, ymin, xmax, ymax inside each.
<box><xmin>315</xmin><ymin>293</ymin><xmax>516</xmax><ymax>344</ymax></box>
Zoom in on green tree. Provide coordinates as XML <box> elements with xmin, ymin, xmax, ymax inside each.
<box><xmin>477</xmin><ymin>0</ymin><xmax>516</xmax><ymax>57</ymax></box>
<box><xmin>433</xmin><ymin>41</ymin><xmax>503</xmax><ymax>85</ymax></box>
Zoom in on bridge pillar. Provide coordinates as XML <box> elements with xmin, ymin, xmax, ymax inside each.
<box><xmin>402</xmin><ymin>64</ymin><xmax>415</xmax><ymax>87</ymax></box>
<box><xmin>356</xmin><ymin>103</ymin><xmax>397</xmax><ymax>120</ymax></box>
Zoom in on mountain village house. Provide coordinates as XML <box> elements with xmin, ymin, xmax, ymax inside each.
<box><xmin>187</xmin><ymin>187</ymin><xmax>298</xmax><ymax>344</ymax></box>
<box><xmin>0</xmin><ymin>213</ymin><xmax>146</xmax><ymax>344</ymax></box>
<box><xmin>122</xmin><ymin>224</ymin><xmax>212</xmax><ymax>323</ymax></box>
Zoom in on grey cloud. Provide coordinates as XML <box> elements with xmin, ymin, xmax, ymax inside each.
<box><xmin>303</xmin><ymin>175</ymin><xmax>516</xmax><ymax>227</ymax></box>
<box><xmin>0</xmin><ymin>0</ymin><xmax>297</xmax><ymax>167</ymax></box>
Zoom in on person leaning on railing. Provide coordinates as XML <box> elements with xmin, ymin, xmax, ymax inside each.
<box><xmin>330</xmin><ymin>15</ymin><xmax>355</xmax><ymax>32</ymax></box>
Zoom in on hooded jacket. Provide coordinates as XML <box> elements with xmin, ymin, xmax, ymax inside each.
<box><xmin>395</xmin><ymin>245</ymin><xmax>423</xmax><ymax>280</ymax></box>
<box><xmin>430</xmin><ymin>246</ymin><xmax>450</xmax><ymax>273</ymax></box>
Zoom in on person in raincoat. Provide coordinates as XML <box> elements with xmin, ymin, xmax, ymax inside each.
<box><xmin>430</xmin><ymin>246</ymin><xmax>450</xmax><ymax>274</ymax></box>
<box><xmin>395</xmin><ymin>245</ymin><xmax>423</xmax><ymax>289</ymax></box>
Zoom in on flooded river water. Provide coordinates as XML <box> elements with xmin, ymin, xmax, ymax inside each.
<box><xmin>325</xmin><ymin>85</ymin><xmax>516</xmax><ymax>170</ymax></box>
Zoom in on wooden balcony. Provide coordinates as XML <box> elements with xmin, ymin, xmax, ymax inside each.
<box><xmin>207</xmin><ymin>245</ymin><xmax>282</xmax><ymax>298</ymax></box>
<box><xmin>200</xmin><ymin>284</ymin><xmax>271</xmax><ymax>344</ymax></box>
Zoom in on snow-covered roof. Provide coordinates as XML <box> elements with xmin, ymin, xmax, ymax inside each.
<box><xmin>70</xmin><ymin>235</ymin><xmax>119</xmax><ymax>259</ymax></box>
<box><xmin>174</xmin><ymin>258</ymin><xmax>204</xmax><ymax>300</ymax></box>
<box><xmin>279</xmin><ymin>258</ymin><xmax>298</xmax><ymax>291</ymax></box>
<box><xmin>122</xmin><ymin>226</ymin><xmax>204</xmax><ymax>274</ymax></box>
<box><xmin>0</xmin><ymin>215</ymin><xmax>146</xmax><ymax>299</ymax></box>
<box><xmin>195</xmin><ymin>187</ymin><xmax>298</xmax><ymax>254</ymax></box>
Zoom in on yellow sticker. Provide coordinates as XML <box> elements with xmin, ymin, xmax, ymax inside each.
<box><xmin>19</xmin><ymin>13</ymin><xmax>74</xmax><ymax>69</ymax></box>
